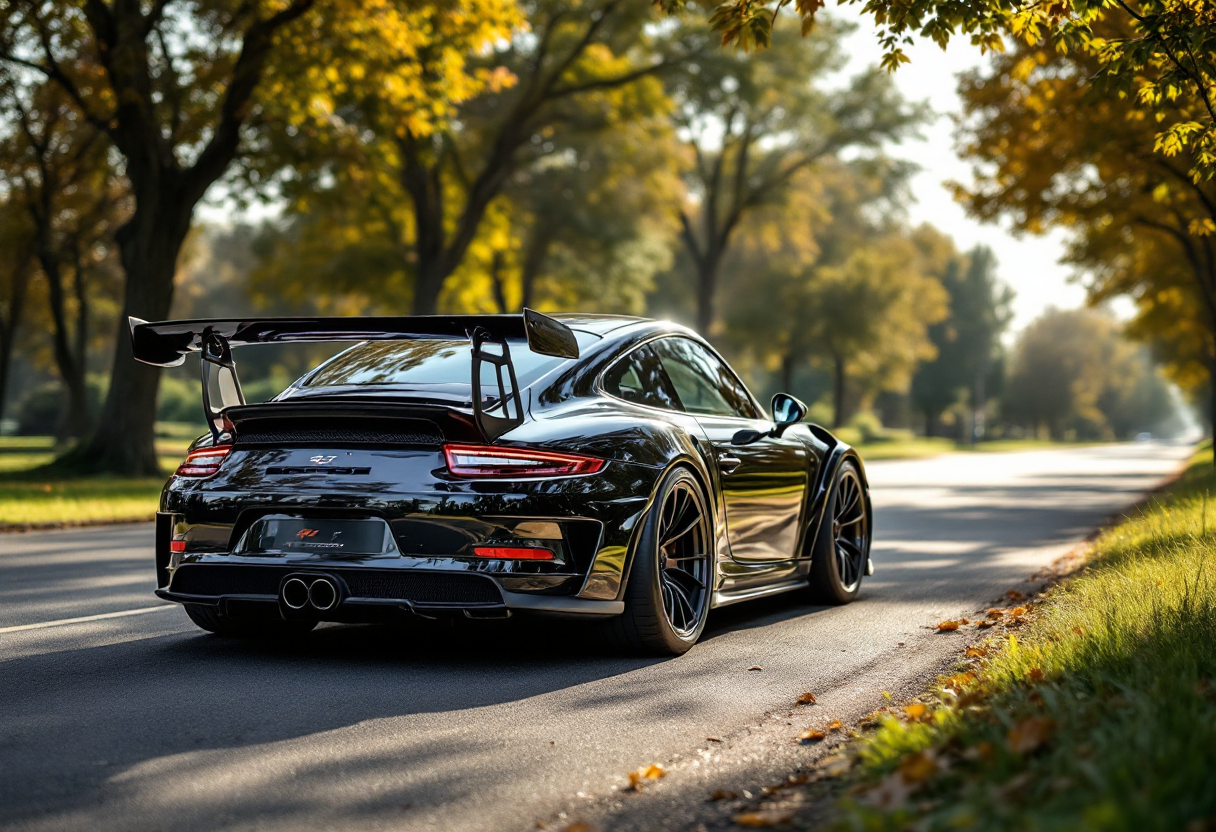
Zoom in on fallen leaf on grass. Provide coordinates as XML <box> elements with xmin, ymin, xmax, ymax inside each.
<box><xmin>899</xmin><ymin>750</ymin><xmax>938</xmax><ymax>783</ymax></box>
<box><xmin>1072</xmin><ymin>626</ymin><xmax>1084</xmax><ymax>635</ymax></box>
<box><xmin>733</xmin><ymin>810</ymin><xmax>795</xmax><ymax>827</ymax></box>
<box><xmin>747</xmin><ymin>666</ymin><xmax>763</xmax><ymax>672</ymax></box>
<box><xmin>976</xmin><ymin>620</ymin><xmax>996</xmax><ymax>629</ymax></box>
<box><xmin>626</xmin><ymin>764</ymin><xmax>666</xmax><ymax>790</ymax></box>
<box><xmin>1026</xmin><ymin>667</ymin><xmax>1045</xmax><ymax>682</ymax></box>
<box><xmin>709</xmin><ymin>789</ymin><xmax>739</xmax><ymax>801</ymax></box>
<box><xmin>965</xmin><ymin>647</ymin><xmax>988</xmax><ymax>658</ymax></box>
<box><xmin>937</xmin><ymin>620</ymin><xmax>960</xmax><ymax>632</ymax></box>
<box><xmin>962</xmin><ymin>740</ymin><xmax>994</xmax><ymax>762</ymax></box>
<box><xmin>798</xmin><ymin>729</ymin><xmax>827</xmax><ymax>742</ymax></box>
<box><xmin>796</xmin><ymin>691</ymin><xmax>816</xmax><ymax>705</ymax></box>
<box><xmin>1008</xmin><ymin>716</ymin><xmax>1056</xmax><ymax>754</ymax></box>
<box><xmin>904</xmin><ymin>703</ymin><xmax>928</xmax><ymax>720</ymax></box>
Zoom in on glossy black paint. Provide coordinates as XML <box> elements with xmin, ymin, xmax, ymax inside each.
<box><xmin>154</xmin><ymin>315</ymin><xmax>869</xmax><ymax>625</ymax></box>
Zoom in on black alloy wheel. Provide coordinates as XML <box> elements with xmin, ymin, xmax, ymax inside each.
<box><xmin>605</xmin><ymin>468</ymin><xmax>713</xmax><ymax>655</ymax></box>
<box><xmin>656</xmin><ymin>479</ymin><xmax>712</xmax><ymax>639</ymax></box>
<box><xmin>808</xmin><ymin>461</ymin><xmax>870</xmax><ymax>604</ymax></box>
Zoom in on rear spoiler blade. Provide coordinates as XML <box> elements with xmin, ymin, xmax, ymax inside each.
<box><xmin>128</xmin><ymin>309</ymin><xmax>579</xmax><ymax>444</ymax></box>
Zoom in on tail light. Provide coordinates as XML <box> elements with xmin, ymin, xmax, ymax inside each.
<box><xmin>443</xmin><ymin>444</ymin><xmax>605</xmax><ymax>478</ymax></box>
<box><xmin>175</xmin><ymin>446</ymin><xmax>231</xmax><ymax>478</ymax></box>
<box><xmin>473</xmin><ymin>546</ymin><xmax>555</xmax><ymax>560</ymax></box>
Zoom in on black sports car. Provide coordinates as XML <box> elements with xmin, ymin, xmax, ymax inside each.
<box><xmin>135</xmin><ymin>310</ymin><xmax>872</xmax><ymax>655</ymax></box>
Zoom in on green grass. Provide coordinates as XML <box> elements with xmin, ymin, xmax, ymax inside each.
<box><xmin>0</xmin><ymin>430</ymin><xmax>199</xmax><ymax>527</ymax></box>
<box><xmin>833</xmin><ymin>443</ymin><xmax>1216</xmax><ymax>831</ymax></box>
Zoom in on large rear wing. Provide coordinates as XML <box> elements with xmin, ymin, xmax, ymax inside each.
<box><xmin>129</xmin><ymin>309</ymin><xmax>580</xmax><ymax>444</ymax></box>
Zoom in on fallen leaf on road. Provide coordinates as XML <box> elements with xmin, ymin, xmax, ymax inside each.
<box><xmin>556</xmin><ymin>823</ymin><xmax>597</xmax><ymax>832</ymax></box>
<box><xmin>709</xmin><ymin>789</ymin><xmax>739</xmax><ymax>801</ymax></box>
<box><xmin>1006</xmin><ymin>590</ymin><xmax>1026</xmax><ymax>600</ymax></box>
<box><xmin>747</xmin><ymin>666</ymin><xmax>763</xmax><ymax>672</ymax></box>
<box><xmin>1008</xmin><ymin>716</ymin><xmax>1056</xmax><ymax>754</ymax></box>
<box><xmin>733</xmin><ymin>810</ymin><xmax>795</xmax><ymax>827</ymax></box>
<box><xmin>707</xmin><ymin>736</ymin><xmax>723</xmax><ymax>742</ymax></box>
<box><xmin>798</xmin><ymin>729</ymin><xmax>826</xmax><ymax>742</ymax></box>
<box><xmin>796</xmin><ymin>691</ymin><xmax>816</xmax><ymax>705</ymax></box>
<box><xmin>957</xmin><ymin>618</ymin><xmax>970</xmax><ymax>625</ymax></box>
<box><xmin>904</xmin><ymin>703</ymin><xmax>928</xmax><ymax>720</ymax></box>
<box><xmin>966</xmin><ymin>647</ymin><xmax>987</xmax><ymax>658</ymax></box>
<box><xmin>827</xmin><ymin>720</ymin><xmax>843</xmax><ymax>732</ymax></box>
<box><xmin>976</xmin><ymin>620</ymin><xmax>996</xmax><ymax>628</ymax></box>
<box><xmin>937</xmin><ymin>620</ymin><xmax>960</xmax><ymax>631</ymax></box>
<box><xmin>626</xmin><ymin>764</ymin><xmax>666</xmax><ymax>790</ymax></box>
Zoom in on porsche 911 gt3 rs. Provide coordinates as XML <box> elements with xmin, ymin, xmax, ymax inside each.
<box><xmin>135</xmin><ymin>309</ymin><xmax>872</xmax><ymax>655</ymax></box>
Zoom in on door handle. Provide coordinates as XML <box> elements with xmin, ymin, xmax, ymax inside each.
<box><xmin>717</xmin><ymin>454</ymin><xmax>742</xmax><ymax>474</ymax></box>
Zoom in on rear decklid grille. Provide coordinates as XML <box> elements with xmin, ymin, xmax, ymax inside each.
<box><xmin>234</xmin><ymin>426</ymin><xmax>442</xmax><ymax>447</ymax></box>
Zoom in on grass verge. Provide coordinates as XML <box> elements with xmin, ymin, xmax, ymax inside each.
<box><xmin>828</xmin><ymin>443</ymin><xmax>1216</xmax><ymax>831</ymax></box>
<box><xmin>0</xmin><ymin>428</ymin><xmax>198</xmax><ymax>527</ymax></box>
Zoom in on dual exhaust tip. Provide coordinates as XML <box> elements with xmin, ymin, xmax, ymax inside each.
<box><xmin>281</xmin><ymin>576</ymin><xmax>340</xmax><ymax>612</ymax></box>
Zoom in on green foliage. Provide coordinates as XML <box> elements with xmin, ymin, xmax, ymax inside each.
<box><xmin>1003</xmin><ymin>308</ymin><xmax>1175</xmax><ymax>440</ymax></box>
<box><xmin>834</xmin><ymin>444</ymin><xmax>1216</xmax><ymax>831</ymax></box>
<box><xmin>911</xmin><ymin>246</ymin><xmax>1014</xmax><ymax>437</ymax></box>
<box><xmin>661</xmin><ymin>0</ymin><xmax>1216</xmax><ymax>182</ymax></box>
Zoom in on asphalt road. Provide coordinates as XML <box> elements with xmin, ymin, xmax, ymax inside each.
<box><xmin>0</xmin><ymin>441</ymin><xmax>1193</xmax><ymax>832</ymax></box>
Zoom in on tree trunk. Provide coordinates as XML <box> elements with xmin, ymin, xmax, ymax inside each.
<box><xmin>519</xmin><ymin>226</ymin><xmax>553</xmax><ymax>311</ymax></box>
<box><xmin>37</xmin><ymin>251</ymin><xmax>91</xmax><ymax>440</ymax></box>
<box><xmin>67</xmin><ymin>194</ymin><xmax>191</xmax><ymax>475</ymax></box>
<box><xmin>695</xmin><ymin>254</ymin><xmax>720</xmax><ymax>335</ymax></box>
<box><xmin>489</xmin><ymin>250</ymin><xmax>509</xmax><ymax>314</ymax></box>
<box><xmin>779</xmin><ymin>352</ymin><xmax>794</xmax><ymax>394</ymax></box>
<box><xmin>0</xmin><ymin>253</ymin><xmax>33</xmax><ymax>425</ymax></box>
<box><xmin>832</xmin><ymin>353</ymin><xmax>846</xmax><ymax>429</ymax></box>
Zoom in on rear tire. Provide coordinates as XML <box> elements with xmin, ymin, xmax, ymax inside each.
<box><xmin>184</xmin><ymin>604</ymin><xmax>317</xmax><ymax>638</ymax></box>
<box><xmin>602</xmin><ymin>467</ymin><xmax>714</xmax><ymax>656</ymax></box>
<box><xmin>807</xmin><ymin>461</ymin><xmax>870</xmax><ymax>605</ymax></box>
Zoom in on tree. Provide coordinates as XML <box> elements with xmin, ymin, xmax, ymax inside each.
<box><xmin>667</xmin><ymin>18</ymin><xmax>922</xmax><ymax>334</ymax></box>
<box><xmin>954</xmin><ymin>28</ymin><xmax>1216</xmax><ymax>450</ymax></box>
<box><xmin>1003</xmin><ymin>308</ymin><xmax>1173</xmax><ymax>439</ymax></box>
<box><xmin>256</xmin><ymin>0</ymin><xmax>681</xmax><ymax>316</ymax></box>
<box><xmin>0</xmin><ymin>0</ymin><xmax>518</xmax><ymax>474</ymax></box>
<box><xmin>0</xmin><ymin>199</ymin><xmax>35</xmax><ymax>426</ymax></box>
<box><xmin>658</xmin><ymin>0</ymin><xmax>1216</xmax><ymax>182</ymax></box>
<box><xmin>910</xmin><ymin>246</ymin><xmax>1013</xmax><ymax>439</ymax></box>
<box><xmin>1</xmin><ymin>78</ymin><xmax>127</xmax><ymax>439</ymax></box>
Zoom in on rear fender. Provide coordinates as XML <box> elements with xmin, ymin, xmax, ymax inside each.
<box><xmin>800</xmin><ymin>425</ymin><xmax>869</xmax><ymax>560</ymax></box>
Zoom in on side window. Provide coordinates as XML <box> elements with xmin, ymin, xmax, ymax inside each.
<box><xmin>651</xmin><ymin>338</ymin><xmax>759</xmax><ymax>419</ymax></box>
<box><xmin>602</xmin><ymin>345</ymin><xmax>683</xmax><ymax>411</ymax></box>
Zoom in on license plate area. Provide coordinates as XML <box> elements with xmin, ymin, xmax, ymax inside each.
<box><xmin>238</xmin><ymin>516</ymin><xmax>395</xmax><ymax>556</ymax></box>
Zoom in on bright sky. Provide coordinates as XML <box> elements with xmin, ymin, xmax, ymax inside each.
<box><xmin>834</xmin><ymin>6</ymin><xmax>1091</xmax><ymax>335</ymax></box>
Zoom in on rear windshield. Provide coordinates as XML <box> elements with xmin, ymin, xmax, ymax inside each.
<box><xmin>297</xmin><ymin>336</ymin><xmax>594</xmax><ymax>393</ymax></box>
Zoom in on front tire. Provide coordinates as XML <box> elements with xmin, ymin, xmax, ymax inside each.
<box><xmin>184</xmin><ymin>604</ymin><xmax>317</xmax><ymax>638</ymax></box>
<box><xmin>604</xmin><ymin>467</ymin><xmax>714</xmax><ymax>656</ymax></box>
<box><xmin>807</xmin><ymin>461</ymin><xmax>870</xmax><ymax>604</ymax></box>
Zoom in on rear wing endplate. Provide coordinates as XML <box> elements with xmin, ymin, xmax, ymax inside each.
<box><xmin>129</xmin><ymin>310</ymin><xmax>579</xmax><ymax>444</ymax></box>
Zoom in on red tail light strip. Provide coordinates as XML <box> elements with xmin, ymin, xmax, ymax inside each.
<box><xmin>473</xmin><ymin>546</ymin><xmax>555</xmax><ymax>560</ymax></box>
<box><xmin>175</xmin><ymin>446</ymin><xmax>231</xmax><ymax>478</ymax></box>
<box><xmin>443</xmin><ymin>444</ymin><xmax>605</xmax><ymax>478</ymax></box>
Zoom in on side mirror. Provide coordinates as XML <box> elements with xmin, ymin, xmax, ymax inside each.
<box><xmin>731</xmin><ymin>394</ymin><xmax>807</xmax><ymax>445</ymax></box>
<box><xmin>770</xmin><ymin>393</ymin><xmax>807</xmax><ymax>436</ymax></box>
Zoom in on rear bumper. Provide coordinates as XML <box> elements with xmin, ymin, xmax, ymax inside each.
<box><xmin>156</xmin><ymin>562</ymin><xmax>624</xmax><ymax>620</ymax></box>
